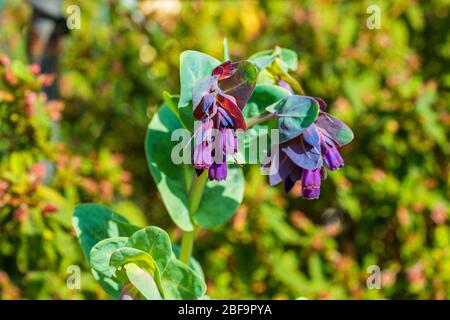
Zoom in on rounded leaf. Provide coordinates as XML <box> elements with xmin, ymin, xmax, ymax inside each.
<box><xmin>126</xmin><ymin>227</ymin><xmax>173</xmax><ymax>272</ymax></box>
<box><xmin>276</xmin><ymin>95</ymin><xmax>319</xmax><ymax>143</ymax></box>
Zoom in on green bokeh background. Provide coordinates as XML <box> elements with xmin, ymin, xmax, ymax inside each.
<box><xmin>0</xmin><ymin>0</ymin><xmax>449</xmax><ymax>299</ymax></box>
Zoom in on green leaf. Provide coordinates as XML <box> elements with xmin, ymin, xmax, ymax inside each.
<box><xmin>172</xmin><ymin>245</ymin><xmax>205</xmax><ymax>281</ymax></box>
<box><xmin>110</xmin><ymin>246</ymin><xmax>158</xmax><ymax>272</ymax></box>
<box><xmin>110</xmin><ymin>240</ymin><xmax>206</xmax><ymax>300</ymax></box>
<box><xmin>111</xmin><ymin>201</ymin><xmax>148</xmax><ymax>227</ymax></box>
<box><xmin>89</xmin><ymin>237</ymin><xmax>129</xmax><ymax>298</ymax></box>
<box><xmin>124</xmin><ymin>263</ymin><xmax>162</xmax><ymax>300</ymax></box>
<box><xmin>163</xmin><ymin>91</ymin><xmax>180</xmax><ymax>120</ymax></box>
<box><xmin>90</xmin><ymin>237</ymin><xmax>129</xmax><ymax>279</ymax></box>
<box><xmin>274</xmin><ymin>95</ymin><xmax>320</xmax><ymax>143</ymax></box>
<box><xmin>192</xmin><ymin>165</ymin><xmax>244</xmax><ymax>229</ymax></box>
<box><xmin>145</xmin><ymin>105</ymin><xmax>193</xmax><ymax>231</ymax></box>
<box><xmin>249</xmin><ymin>47</ymin><xmax>298</xmax><ymax>72</ymax></box>
<box><xmin>110</xmin><ymin>247</ymin><xmax>165</xmax><ymax>298</ymax></box>
<box><xmin>244</xmin><ymin>84</ymin><xmax>292</xmax><ymax>119</ymax></box>
<box><xmin>178</xmin><ymin>50</ymin><xmax>220</xmax><ymax>130</ymax></box>
<box><xmin>72</xmin><ymin>204</ymin><xmax>140</xmax><ymax>263</ymax></box>
<box><xmin>160</xmin><ymin>257</ymin><xmax>206</xmax><ymax>300</ymax></box>
<box><xmin>126</xmin><ymin>227</ymin><xmax>173</xmax><ymax>272</ymax></box>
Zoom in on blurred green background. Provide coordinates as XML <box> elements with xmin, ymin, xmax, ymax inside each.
<box><xmin>0</xmin><ymin>0</ymin><xmax>449</xmax><ymax>299</ymax></box>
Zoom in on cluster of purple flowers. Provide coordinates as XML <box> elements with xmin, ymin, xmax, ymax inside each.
<box><xmin>191</xmin><ymin>61</ymin><xmax>353</xmax><ymax>199</ymax></box>
<box><xmin>265</xmin><ymin>98</ymin><xmax>353</xmax><ymax>199</ymax></box>
<box><xmin>192</xmin><ymin>61</ymin><xmax>245</xmax><ymax>181</ymax></box>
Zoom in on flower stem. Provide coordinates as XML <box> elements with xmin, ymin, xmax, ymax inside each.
<box><xmin>179</xmin><ymin>171</ymin><xmax>208</xmax><ymax>264</ymax></box>
<box><xmin>246</xmin><ymin>112</ymin><xmax>276</xmax><ymax>128</ymax></box>
<box><xmin>179</xmin><ymin>230</ymin><xmax>195</xmax><ymax>265</ymax></box>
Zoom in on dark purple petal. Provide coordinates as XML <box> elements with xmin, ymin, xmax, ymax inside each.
<box><xmin>195</xmin><ymin>168</ymin><xmax>204</xmax><ymax>177</ymax></box>
<box><xmin>222</xmin><ymin>128</ymin><xmax>237</xmax><ymax>155</ymax></box>
<box><xmin>284</xmin><ymin>169</ymin><xmax>301</xmax><ymax>193</ymax></box>
<box><xmin>268</xmin><ymin>149</ymin><xmax>295</xmax><ymax>186</ymax></box>
<box><xmin>314</xmin><ymin>97</ymin><xmax>327</xmax><ymax>111</ymax></box>
<box><xmin>218</xmin><ymin>107</ymin><xmax>235</xmax><ymax>128</ymax></box>
<box><xmin>192</xmin><ymin>75</ymin><xmax>218</xmax><ymax>110</ymax></box>
<box><xmin>208</xmin><ymin>162</ymin><xmax>227</xmax><ymax>181</ymax></box>
<box><xmin>321</xmin><ymin>136</ymin><xmax>344</xmax><ymax>171</ymax></box>
<box><xmin>193</xmin><ymin>142</ymin><xmax>213</xmax><ymax>169</ymax></box>
<box><xmin>281</xmin><ymin>137</ymin><xmax>322</xmax><ymax>170</ymax></box>
<box><xmin>315</xmin><ymin>112</ymin><xmax>354</xmax><ymax>147</ymax></box>
<box><xmin>301</xmin><ymin>168</ymin><xmax>321</xmax><ymax>199</ymax></box>
<box><xmin>194</xmin><ymin>92</ymin><xmax>216</xmax><ymax>120</ymax></box>
<box><xmin>192</xmin><ymin>120</ymin><xmax>214</xmax><ymax>169</ymax></box>
<box><xmin>302</xmin><ymin>123</ymin><xmax>320</xmax><ymax>147</ymax></box>
<box><xmin>289</xmin><ymin>167</ymin><xmax>302</xmax><ymax>182</ymax></box>
<box><xmin>212</xmin><ymin>61</ymin><xmax>238</xmax><ymax>80</ymax></box>
<box><xmin>284</xmin><ymin>176</ymin><xmax>295</xmax><ymax>193</ymax></box>
<box><xmin>217</xmin><ymin>91</ymin><xmax>246</xmax><ymax>131</ymax></box>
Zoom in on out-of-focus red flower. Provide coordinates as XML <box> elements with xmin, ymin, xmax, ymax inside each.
<box><xmin>0</xmin><ymin>180</ymin><xmax>9</xmax><ymax>197</ymax></box>
<box><xmin>0</xmin><ymin>54</ymin><xmax>11</xmax><ymax>67</ymax></box>
<box><xmin>24</xmin><ymin>91</ymin><xmax>37</xmax><ymax>117</ymax></box>
<box><xmin>431</xmin><ymin>203</ymin><xmax>447</xmax><ymax>225</ymax></box>
<box><xmin>14</xmin><ymin>204</ymin><xmax>28</xmax><ymax>222</ymax></box>
<box><xmin>30</xmin><ymin>64</ymin><xmax>41</xmax><ymax>75</ymax></box>
<box><xmin>47</xmin><ymin>100</ymin><xmax>64</xmax><ymax>120</ymax></box>
<box><xmin>99</xmin><ymin>181</ymin><xmax>113</xmax><ymax>201</ymax></box>
<box><xmin>42</xmin><ymin>204</ymin><xmax>58</xmax><ymax>215</ymax></box>
<box><xmin>120</xmin><ymin>171</ymin><xmax>132</xmax><ymax>183</ymax></box>
<box><xmin>4</xmin><ymin>70</ymin><xmax>17</xmax><ymax>86</ymax></box>
<box><xmin>81</xmin><ymin>178</ymin><xmax>99</xmax><ymax>194</ymax></box>
<box><xmin>29</xmin><ymin>163</ymin><xmax>46</xmax><ymax>186</ymax></box>
<box><xmin>381</xmin><ymin>270</ymin><xmax>396</xmax><ymax>287</ymax></box>
<box><xmin>232</xmin><ymin>205</ymin><xmax>248</xmax><ymax>231</ymax></box>
<box><xmin>407</xmin><ymin>263</ymin><xmax>426</xmax><ymax>286</ymax></box>
<box><xmin>38</xmin><ymin>74</ymin><xmax>55</xmax><ymax>87</ymax></box>
<box><xmin>396</xmin><ymin>207</ymin><xmax>410</xmax><ymax>226</ymax></box>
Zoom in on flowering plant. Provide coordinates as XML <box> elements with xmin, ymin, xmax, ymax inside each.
<box><xmin>73</xmin><ymin>42</ymin><xmax>353</xmax><ymax>300</ymax></box>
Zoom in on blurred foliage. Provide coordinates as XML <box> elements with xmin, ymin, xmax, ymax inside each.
<box><xmin>1</xmin><ymin>0</ymin><xmax>449</xmax><ymax>299</ymax></box>
<box><xmin>0</xmin><ymin>48</ymin><xmax>142</xmax><ymax>299</ymax></box>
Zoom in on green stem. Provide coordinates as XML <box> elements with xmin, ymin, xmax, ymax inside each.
<box><xmin>179</xmin><ymin>230</ymin><xmax>195</xmax><ymax>265</ymax></box>
<box><xmin>247</xmin><ymin>112</ymin><xmax>276</xmax><ymax>128</ymax></box>
<box><xmin>223</xmin><ymin>37</ymin><xmax>230</xmax><ymax>61</ymax></box>
<box><xmin>179</xmin><ymin>171</ymin><xmax>208</xmax><ymax>264</ymax></box>
<box><xmin>188</xmin><ymin>171</ymin><xmax>208</xmax><ymax>214</ymax></box>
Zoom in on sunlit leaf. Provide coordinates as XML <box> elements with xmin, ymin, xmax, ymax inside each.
<box><xmin>218</xmin><ymin>60</ymin><xmax>258</xmax><ymax>109</ymax></box>
<box><xmin>272</xmin><ymin>95</ymin><xmax>319</xmax><ymax>143</ymax></box>
<box><xmin>315</xmin><ymin>112</ymin><xmax>354</xmax><ymax>146</ymax></box>
<box><xmin>178</xmin><ymin>50</ymin><xmax>221</xmax><ymax>131</ymax></box>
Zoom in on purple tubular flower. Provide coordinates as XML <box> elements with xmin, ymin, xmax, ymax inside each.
<box><xmin>301</xmin><ymin>168</ymin><xmax>321</xmax><ymax>199</ymax></box>
<box><xmin>191</xmin><ymin>61</ymin><xmax>245</xmax><ymax>181</ymax></box>
<box><xmin>208</xmin><ymin>162</ymin><xmax>227</xmax><ymax>181</ymax></box>
<box><xmin>320</xmin><ymin>134</ymin><xmax>344</xmax><ymax>171</ymax></box>
<box><xmin>193</xmin><ymin>120</ymin><xmax>214</xmax><ymax>170</ymax></box>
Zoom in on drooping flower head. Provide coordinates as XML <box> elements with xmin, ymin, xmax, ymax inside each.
<box><xmin>191</xmin><ymin>61</ymin><xmax>251</xmax><ymax>181</ymax></box>
<box><xmin>264</xmin><ymin>96</ymin><xmax>353</xmax><ymax>199</ymax></box>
